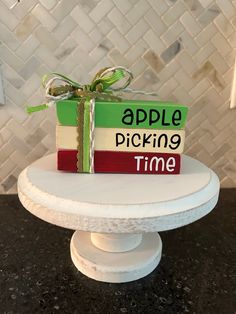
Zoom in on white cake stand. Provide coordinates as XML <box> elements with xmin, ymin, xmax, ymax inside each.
<box><xmin>17</xmin><ymin>154</ymin><xmax>219</xmax><ymax>283</ymax></box>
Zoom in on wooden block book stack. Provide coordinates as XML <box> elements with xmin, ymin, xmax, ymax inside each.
<box><xmin>56</xmin><ymin>100</ymin><xmax>188</xmax><ymax>174</ymax></box>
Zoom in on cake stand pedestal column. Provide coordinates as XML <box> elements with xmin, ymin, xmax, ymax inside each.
<box><xmin>17</xmin><ymin>153</ymin><xmax>220</xmax><ymax>283</ymax></box>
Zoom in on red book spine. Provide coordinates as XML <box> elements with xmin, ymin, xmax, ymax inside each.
<box><xmin>58</xmin><ymin>150</ymin><xmax>181</xmax><ymax>174</ymax></box>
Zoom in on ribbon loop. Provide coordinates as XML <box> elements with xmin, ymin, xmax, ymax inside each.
<box><xmin>25</xmin><ymin>66</ymin><xmax>159</xmax><ymax>173</ymax></box>
<box><xmin>98</xmin><ymin>66</ymin><xmax>133</xmax><ymax>91</ymax></box>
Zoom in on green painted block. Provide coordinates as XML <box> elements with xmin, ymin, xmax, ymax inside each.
<box><xmin>56</xmin><ymin>99</ymin><xmax>188</xmax><ymax>129</ymax></box>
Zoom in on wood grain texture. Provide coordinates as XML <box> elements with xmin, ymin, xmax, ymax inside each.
<box><xmin>56</xmin><ymin>125</ymin><xmax>185</xmax><ymax>153</ymax></box>
<box><xmin>57</xmin><ymin>150</ymin><xmax>181</xmax><ymax>174</ymax></box>
<box><xmin>56</xmin><ymin>99</ymin><xmax>188</xmax><ymax>129</ymax></box>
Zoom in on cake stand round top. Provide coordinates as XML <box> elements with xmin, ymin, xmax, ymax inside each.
<box><xmin>17</xmin><ymin>154</ymin><xmax>220</xmax><ymax>233</ymax></box>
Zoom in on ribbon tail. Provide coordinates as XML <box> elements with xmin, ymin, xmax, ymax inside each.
<box><xmin>83</xmin><ymin>98</ymin><xmax>91</xmax><ymax>173</ymax></box>
<box><xmin>26</xmin><ymin>104</ymin><xmax>49</xmax><ymax>114</ymax></box>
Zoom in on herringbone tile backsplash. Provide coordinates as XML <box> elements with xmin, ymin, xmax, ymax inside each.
<box><xmin>0</xmin><ymin>0</ymin><xmax>236</xmax><ymax>193</ymax></box>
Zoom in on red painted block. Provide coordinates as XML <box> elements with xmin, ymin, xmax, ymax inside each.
<box><xmin>58</xmin><ymin>150</ymin><xmax>181</xmax><ymax>174</ymax></box>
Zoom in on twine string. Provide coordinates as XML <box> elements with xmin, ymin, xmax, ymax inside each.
<box><xmin>26</xmin><ymin>66</ymin><xmax>159</xmax><ymax>173</ymax></box>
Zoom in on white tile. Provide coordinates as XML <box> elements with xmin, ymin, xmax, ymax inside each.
<box><xmin>7</xmin><ymin>119</ymin><xmax>28</xmax><ymax>139</ymax></box>
<box><xmin>216</xmin><ymin>0</ymin><xmax>236</xmax><ymax>19</ymax></box>
<box><xmin>222</xmin><ymin>67</ymin><xmax>233</xmax><ymax>86</ymax></box>
<box><xmin>174</xmin><ymin>68</ymin><xmax>195</xmax><ymax>90</ymax></box>
<box><xmin>10</xmin><ymin>151</ymin><xmax>29</xmax><ymax>169</ymax></box>
<box><xmin>180</xmin><ymin>31</ymin><xmax>199</xmax><ymax>55</ymax></box>
<box><xmin>161</xmin><ymin>21</ymin><xmax>184</xmax><ymax>46</ymax></box>
<box><xmin>158</xmin><ymin>77</ymin><xmax>179</xmax><ymax>98</ymax></box>
<box><xmin>32</xmin><ymin>4</ymin><xmax>57</xmax><ymax>31</ymax></box>
<box><xmin>211</xmin><ymin>32</ymin><xmax>232</xmax><ymax>56</ymax></box>
<box><xmin>195</xmin><ymin>23</ymin><xmax>217</xmax><ymax>46</ymax></box>
<box><xmin>125</xmin><ymin>0</ymin><xmax>149</xmax><ymax>24</ymax></box>
<box><xmin>3</xmin><ymin>63</ymin><xmax>24</xmax><ymax>89</ymax></box>
<box><xmin>144</xmin><ymin>9</ymin><xmax>166</xmax><ymax>36</ymax></box>
<box><xmin>15</xmin><ymin>35</ymin><xmax>39</xmax><ymax>61</ymax></box>
<box><xmin>35</xmin><ymin>46</ymin><xmax>59</xmax><ymax>69</ymax></box>
<box><xmin>97</xmin><ymin>18</ymin><xmax>114</xmax><ymax>35</ymax></box>
<box><xmin>198</xmin><ymin>4</ymin><xmax>220</xmax><ymax>27</ymax></box>
<box><xmin>52</xmin><ymin>0</ymin><xmax>78</xmax><ymax>21</ymax></box>
<box><xmin>0</xmin><ymin>159</ymin><xmax>16</xmax><ymax>181</ymax></box>
<box><xmin>189</xmin><ymin>78</ymin><xmax>211</xmax><ymax>99</ymax></box>
<box><xmin>89</xmin><ymin>46</ymin><xmax>107</xmax><ymax>63</ymax></box>
<box><xmin>0</xmin><ymin>126</ymin><xmax>11</xmax><ymax>142</ymax></box>
<box><xmin>15</xmin><ymin>13</ymin><xmax>39</xmax><ymax>41</ymax></box>
<box><xmin>125</xmin><ymin>42</ymin><xmax>146</xmax><ymax>63</ymax></box>
<box><xmin>209</xmin><ymin>51</ymin><xmax>229</xmax><ymax>74</ymax></box>
<box><xmin>89</xmin><ymin>28</ymin><xmax>104</xmax><ymax>45</ymax></box>
<box><xmin>143</xmin><ymin>29</ymin><xmax>165</xmax><ymax>55</ymax></box>
<box><xmin>39</xmin><ymin>0</ymin><xmax>57</xmax><ymax>10</ymax></box>
<box><xmin>129</xmin><ymin>59</ymin><xmax>148</xmax><ymax>78</ymax></box>
<box><xmin>54</xmin><ymin>37</ymin><xmax>77</xmax><ymax>61</ymax></box>
<box><xmin>72</xmin><ymin>28</ymin><xmax>94</xmax><ymax>52</ymax></box>
<box><xmin>126</xmin><ymin>20</ymin><xmax>149</xmax><ymax>45</ymax></box>
<box><xmin>108</xmin><ymin>7</ymin><xmax>131</xmax><ymax>34</ymax></box>
<box><xmin>198</xmin><ymin>0</ymin><xmax>214</xmax><ymax>8</ymax></box>
<box><xmin>183</xmin><ymin>0</ymin><xmax>204</xmax><ymax>17</ymax></box>
<box><xmin>173</xmin><ymin>85</ymin><xmax>193</xmax><ymax>105</ymax></box>
<box><xmin>0</xmin><ymin>1</ymin><xmax>19</xmax><ymax>30</ymax></box>
<box><xmin>71</xmin><ymin>5</ymin><xmax>95</xmax><ymax>33</ymax></box>
<box><xmin>34</xmin><ymin>27</ymin><xmax>59</xmax><ymax>51</ymax></box>
<box><xmin>0</xmin><ymin>108</ymin><xmax>10</xmax><ymax>127</ymax></box>
<box><xmin>158</xmin><ymin>61</ymin><xmax>180</xmax><ymax>81</ymax></box>
<box><xmin>180</xmin><ymin>11</ymin><xmax>202</xmax><ymax>36</ymax></box>
<box><xmin>162</xmin><ymin>1</ymin><xmax>187</xmax><ymax>26</ymax></box>
<box><xmin>114</xmin><ymin>0</ymin><xmax>132</xmax><ymax>14</ymax></box>
<box><xmin>227</xmin><ymin>32</ymin><xmax>236</xmax><ymax>48</ymax></box>
<box><xmin>0</xmin><ymin>44</ymin><xmax>23</xmax><ymax>71</ymax></box>
<box><xmin>176</xmin><ymin>51</ymin><xmax>197</xmax><ymax>75</ymax></box>
<box><xmin>214</xmin><ymin>13</ymin><xmax>234</xmax><ymax>38</ymax></box>
<box><xmin>193</xmin><ymin>42</ymin><xmax>215</xmax><ymax>65</ymax></box>
<box><xmin>53</xmin><ymin>15</ymin><xmax>76</xmax><ymax>42</ymax></box>
<box><xmin>2</xmin><ymin>0</ymin><xmax>16</xmax><ymax>9</ymax></box>
<box><xmin>89</xmin><ymin>0</ymin><xmax>114</xmax><ymax>23</ymax></box>
<box><xmin>10</xmin><ymin>0</ymin><xmax>38</xmax><ymax>20</ymax></box>
<box><xmin>108</xmin><ymin>49</ymin><xmax>129</xmax><ymax>67</ymax></box>
<box><xmin>107</xmin><ymin>29</ymin><xmax>129</xmax><ymax>54</ymax></box>
<box><xmin>21</xmin><ymin>74</ymin><xmax>40</xmax><ymax>99</ymax></box>
<box><xmin>0</xmin><ymin>22</ymin><xmax>20</xmax><ymax>51</ymax></box>
<box><xmin>147</xmin><ymin>0</ymin><xmax>169</xmax><ymax>15</ymax></box>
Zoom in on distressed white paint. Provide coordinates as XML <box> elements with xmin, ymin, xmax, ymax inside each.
<box><xmin>90</xmin><ymin>233</ymin><xmax>142</xmax><ymax>252</ymax></box>
<box><xmin>17</xmin><ymin>153</ymin><xmax>220</xmax><ymax>282</ymax></box>
<box><xmin>70</xmin><ymin>231</ymin><xmax>162</xmax><ymax>283</ymax></box>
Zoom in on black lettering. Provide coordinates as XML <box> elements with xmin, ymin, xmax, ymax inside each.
<box><xmin>127</xmin><ymin>133</ymin><xmax>130</xmax><ymax>147</ymax></box>
<box><xmin>131</xmin><ymin>134</ymin><xmax>141</xmax><ymax>147</ymax></box>
<box><xmin>149</xmin><ymin>109</ymin><xmax>160</xmax><ymax>126</ymax></box>
<box><xmin>142</xmin><ymin>133</ymin><xmax>152</xmax><ymax>147</ymax></box>
<box><xmin>161</xmin><ymin>109</ymin><xmax>170</xmax><ymax>126</ymax></box>
<box><xmin>169</xmin><ymin>134</ymin><xmax>181</xmax><ymax>150</ymax></box>
<box><xmin>157</xmin><ymin>134</ymin><xmax>168</xmax><ymax>148</ymax></box>
<box><xmin>122</xmin><ymin>108</ymin><xmax>133</xmax><ymax>125</ymax></box>
<box><xmin>116</xmin><ymin>133</ymin><xmax>125</xmax><ymax>147</ymax></box>
<box><xmin>136</xmin><ymin>109</ymin><xmax>147</xmax><ymax>125</ymax></box>
<box><xmin>172</xmin><ymin>110</ymin><xmax>181</xmax><ymax>126</ymax></box>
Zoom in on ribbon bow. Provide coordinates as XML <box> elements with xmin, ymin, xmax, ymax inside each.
<box><xmin>26</xmin><ymin>66</ymin><xmax>158</xmax><ymax>173</ymax></box>
<box><xmin>27</xmin><ymin>66</ymin><xmax>134</xmax><ymax>114</ymax></box>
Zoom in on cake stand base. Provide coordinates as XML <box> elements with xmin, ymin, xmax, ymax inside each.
<box><xmin>70</xmin><ymin>231</ymin><xmax>162</xmax><ymax>283</ymax></box>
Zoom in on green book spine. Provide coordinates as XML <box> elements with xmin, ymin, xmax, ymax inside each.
<box><xmin>56</xmin><ymin>99</ymin><xmax>188</xmax><ymax>130</ymax></box>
